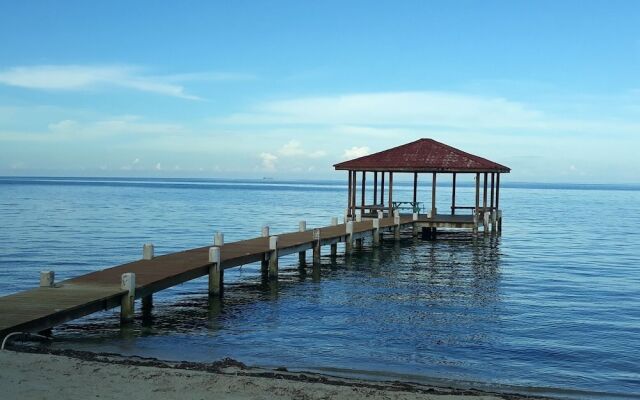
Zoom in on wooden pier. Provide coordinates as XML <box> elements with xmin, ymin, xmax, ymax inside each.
<box><xmin>1</xmin><ymin>138</ymin><xmax>509</xmax><ymax>342</ymax></box>
<box><xmin>0</xmin><ymin>214</ymin><xmax>462</xmax><ymax>341</ymax></box>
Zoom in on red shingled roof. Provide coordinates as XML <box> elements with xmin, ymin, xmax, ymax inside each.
<box><xmin>334</xmin><ymin>139</ymin><xmax>510</xmax><ymax>173</ymax></box>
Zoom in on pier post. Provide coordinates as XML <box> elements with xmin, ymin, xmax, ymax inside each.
<box><xmin>412</xmin><ymin>212</ymin><xmax>419</xmax><ymax>236</ymax></box>
<box><xmin>208</xmin><ymin>246</ymin><xmax>223</xmax><ymax>297</ymax></box>
<box><xmin>372</xmin><ymin>218</ymin><xmax>380</xmax><ymax>245</ymax></box>
<box><xmin>40</xmin><ymin>271</ymin><xmax>55</xmax><ymax>287</ymax></box>
<box><xmin>473</xmin><ymin>213</ymin><xmax>479</xmax><ymax>235</ymax></box>
<box><xmin>354</xmin><ymin>213</ymin><xmax>363</xmax><ymax>247</ymax></box>
<box><xmin>214</xmin><ymin>232</ymin><xmax>224</xmax><ymax>246</ymax></box>
<box><xmin>142</xmin><ymin>243</ymin><xmax>154</xmax><ymax>260</ymax></box>
<box><xmin>298</xmin><ymin>221</ymin><xmax>307</xmax><ymax>265</ymax></box>
<box><xmin>141</xmin><ymin>244</ymin><xmax>154</xmax><ymax>308</ymax></box>
<box><xmin>483</xmin><ymin>212</ymin><xmax>490</xmax><ymax>235</ymax></box>
<box><xmin>330</xmin><ymin>217</ymin><xmax>338</xmax><ymax>257</ymax></box>
<box><xmin>261</xmin><ymin>226</ymin><xmax>269</xmax><ymax>274</ymax></box>
<box><xmin>120</xmin><ymin>273</ymin><xmax>136</xmax><ymax>322</ymax></box>
<box><xmin>142</xmin><ymin>295</ymin><xmax>153</xmax><ymax>315</ymax></box>
<box><xmin>313</xmin><ymin>228</ymin><xmax>321</xmax><ymax>265</ymax></box>
<box><xmin>394</xmin><ymin>210</ymin><xmax>401</xmax><ymax>240</ymax></box>
<box><xmin>268</xmin><ymin>236</ymin><xmax>279</xmax><ymax>279</ymax></box>
<box><xmin>497</xmin><ymin>210</ymin><xmax>503</xmax><ymax>233</ymax></box>
<box><xmin>491</xmin><ymin>210</ymin><xmax>497</xmax><ymax>233</ymax></box>
<box><xmin>346</xmin><ymin>221</ymin><xmax>354</xmax><ymax>252</ymax></box>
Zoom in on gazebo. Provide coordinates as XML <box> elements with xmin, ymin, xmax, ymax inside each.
<box><xmin>334</xmin><ymin>138</ymin><xmax>511</xmax><ymax>233</ymax></box>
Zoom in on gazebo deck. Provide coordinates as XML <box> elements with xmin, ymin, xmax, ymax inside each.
<box><xmin>383</xmin><ymin>213</ymin><xmax>478</xmax><ymax>228</ymax></box>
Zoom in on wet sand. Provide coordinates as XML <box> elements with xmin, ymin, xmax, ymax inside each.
<box><xmin>0</xmin><ymin>348</ymin><xmax>549</xmax><ymax>400</ymax></box>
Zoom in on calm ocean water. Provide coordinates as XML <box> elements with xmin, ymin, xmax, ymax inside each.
<box><xmin>1</xmin><ymin>177</ymin><xmax>639</xmax><ymax>399</ymax></box>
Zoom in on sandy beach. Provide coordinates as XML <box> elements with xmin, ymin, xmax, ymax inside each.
<box><xmin>0</xmin><ymin>349</ymin><xmax>546</xmax><ymax>400</ymax></box>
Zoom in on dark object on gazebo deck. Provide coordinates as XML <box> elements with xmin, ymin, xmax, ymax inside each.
<box><xmin>334</xmin><ymin>138</ymin><xmax>511</xmax><ymax>232</ymax></box>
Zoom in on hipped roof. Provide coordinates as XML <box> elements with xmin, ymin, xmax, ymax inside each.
<box><xmin>334</xmin><ymin>139</ymin><xmax>510</xmax><ymax>173</ymax></box>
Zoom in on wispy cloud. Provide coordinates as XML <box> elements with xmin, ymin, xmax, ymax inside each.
<box><xmin>219</xmin><ymin>91</ymin><xmax>541</xmax><ymax>128</ymax></box>
<box><xmin>0</xmin><ymin>115</ymin><xmax>187</xmax><ymax>142</ymax></box>
<box><xmin>0</xmin><ymin>65</ymin><xmax>251</xmax><ymax>100</ymax></box>
<box><xmin>216</xmin><ymin>91</ymin><xmax>640</xmax><ymax>136</ymax></box>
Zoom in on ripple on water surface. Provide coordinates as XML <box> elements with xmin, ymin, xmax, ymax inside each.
<box><xmin>1</xmin><ymin>178</ymin><xmax>639</xmax><ymax>399</ymax></box>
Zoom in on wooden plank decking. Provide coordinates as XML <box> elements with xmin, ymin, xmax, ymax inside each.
<box><xmin>0</xmin><ymin>216</ymin><xmax>415</xmax><ymax>339</ymax></box>
<box><xmin>0</xmin><ymin>211</ymin><xmax>500</xmax><ymax>340</ymax></box>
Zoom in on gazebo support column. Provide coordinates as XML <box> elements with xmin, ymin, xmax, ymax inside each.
<box><xmin>388</xmin><ymin>172</ymin><xmax>394</xmax><ymax>217</ymax></box>
<box><xmin>431</xmin><ymin>172</ymin><xmax>437</xmax><ymax>218</ymax></box>
<box><xmin>373</xmin><ymin>172</ymin><xmax>378</xmax><ymax>205</ymax></box>
<box><xmin>413</xmin><ymin>172</ymin><xmax>418</xmax><ymax>210</ymax></box>
<box><xmin>482</xmin><ymin>172</ymin><xmax>488</xmax><ymax>234</ymax></box>
<box><xmin>474</xmin><ymin>173</ymin><xmax>480</xmax><ymax>234</ymax></box>
<box><xmin>360</xmin><ymin>171</ymin><xmax>366</xmax><ymax>217</ymax></box>
<box><xmin>496</xmin><ymin>173</ymin><xmax>502</xmax><ymax>233</ymax></box>
<box><xmin>490</xmin><ymin>173</ymin><xmax>496</xmax><ymax>232</ymax></box>
<box><xmin>380</xmin><ymin>172</ymin><xmax>385</xmax><ymax>207</ymax></box>
<box><xmin>351</xmin><ymin>171</ymin><xmax>357</xmax><ymax>221</ymax></box>
<box><xmin>347</xmin><ymin>171</ymin><xmax>352</xmax><ymax>218</ymax></box>
<box><xmin>451</xmin><ymin>173</ymin><xmax>457</xmax><ymax>215</ymax></box>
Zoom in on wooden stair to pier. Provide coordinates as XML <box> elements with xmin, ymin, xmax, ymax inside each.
<box><xmin>0</xmin><ymin>216</ymin><xmax>414</xmax><ymax>340</ymax></box>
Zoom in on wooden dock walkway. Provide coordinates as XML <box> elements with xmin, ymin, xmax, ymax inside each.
<box><xmin>1</xmin><ymin>215</ymin><xmax>436</xmax><ymax>340</ymax></box>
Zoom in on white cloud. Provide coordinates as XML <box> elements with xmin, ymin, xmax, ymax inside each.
<box><xmin>155</xmin><ymin>163</ymin><xmax>162</xmax><ymax>171</ymax></box>
<box><xmin>343</xmin><ymin>146</ymin><xmax>370</xmax><ymax>159</ymax></box>
<box><xmin>277</xmin><ymin>140</ymin><xmax>326</xmax><ymax>158</ymax></box>
<box><xmin>278</xmin><ymin>140</ymin><xmax>305</xmax><ymax>156</ymax></box>
<box><xmin>0</xmin><ymin>65</ymin><xmax>211</xmax><ymax>100</ymax></box>
<box><xmin>259</xmin><ymin>152</ymin><xmax>277</xmax><ymax>171</ymax></box>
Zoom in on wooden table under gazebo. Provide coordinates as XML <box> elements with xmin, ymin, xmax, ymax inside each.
<box><xmin>334</xmin><ymin>138</ymin><xmax>511</xmax><ymax>234</ymax></box>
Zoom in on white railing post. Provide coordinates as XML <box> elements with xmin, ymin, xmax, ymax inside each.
<box><xmin>346</xmin><ymin>221</ymin><xmax>354</xmax><ymax>252</ymax></box>
<box><xmin>120</xmin><ymin>272</ymin><xmax>136</xmax><ymax>322</ymax></box>
<box><xmin>268</xmin><ymin>235</ymin><xmax>279</xmax><ymax>278</ymax></box>
<box><xmin>393</xmin><ymin>210</ymin><xmax>401</xmax><ymax>240</ymax></box>
<box><xmin>208</xmin><ymin>246</ymin><xmax>222</xmax><ymax>297</ymax></box>
<box><xmin>40</xmin><ymin>271</ymin><xmax>55</xmax><ymax>287</ymax></box>
<box><xmin>313</xmin><ymin>228</ymin><xmax>321</xmax><ymax>264</ymax></box>
<box><xmin>142</xmin><ymin>243</ymin><xmax>154</xmax><ymax>260</ymax></box>
<box><xmin>214</xmin><ymin>232</ymin><xmax>224</xmax><ymax>246</ymax></box>
<box><xmin>372</xmin><ymin>218</ymin><xmax>380</xmax><ymax>245</ymax></box>
<box><xmin>298</xmin><ymin>221</ymin><xmax>307</xmax><ymax>265</ymax></box>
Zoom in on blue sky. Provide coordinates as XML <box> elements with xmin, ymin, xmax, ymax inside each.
<box><xmin>1</xmin><ymin>1</ymin><xmax>639</xmax><ymax>182</ymax></box>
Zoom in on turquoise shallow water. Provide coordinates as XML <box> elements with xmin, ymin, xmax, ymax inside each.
<box><xmin>1</xmin><ymin>177</ymin><xmax>639</xmax><ymax>399</ymax></box>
